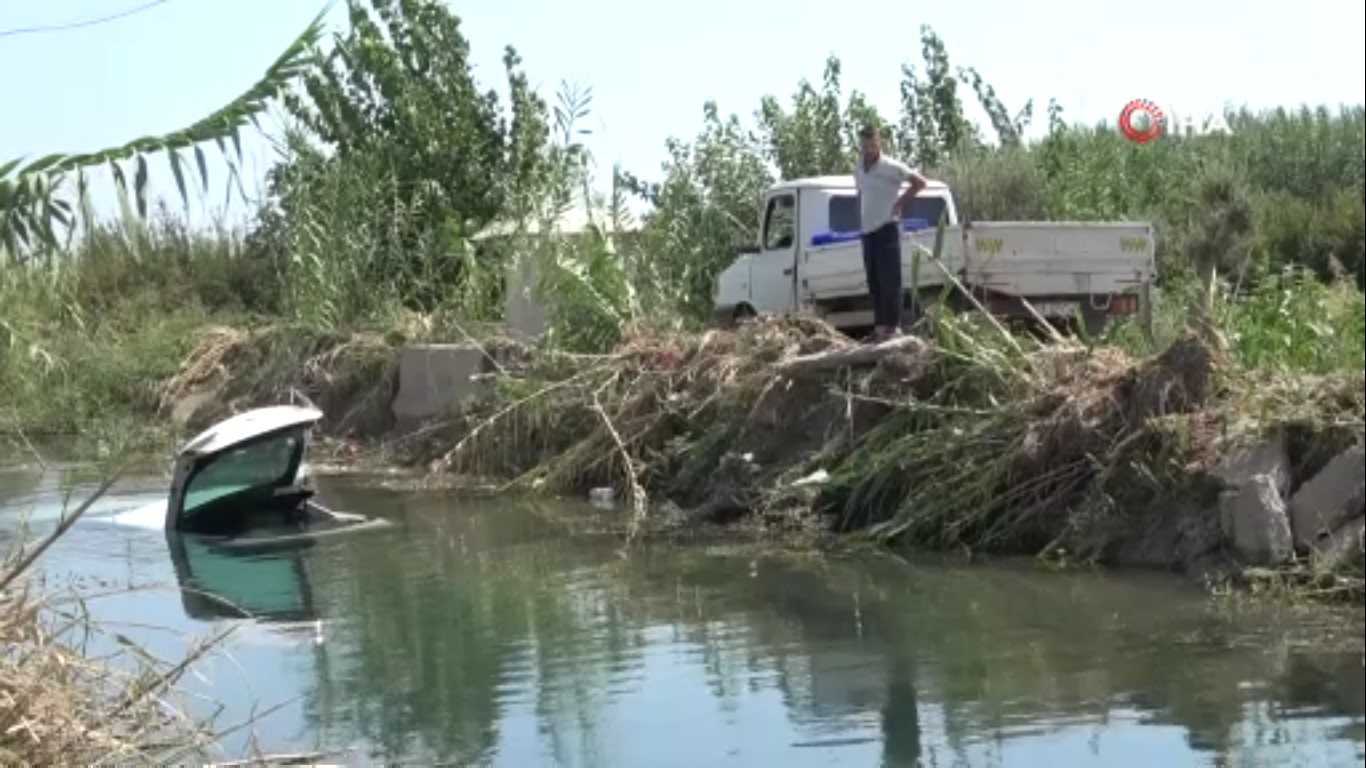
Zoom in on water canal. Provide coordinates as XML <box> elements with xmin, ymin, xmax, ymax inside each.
<box><xmin>2</xmin><ymin>456</ymin><xmax>1362</xmax><ymax>765</ymax></box>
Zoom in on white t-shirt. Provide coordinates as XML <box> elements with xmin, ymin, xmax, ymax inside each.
<box><xmin>855</xmin><ymin>154</ymin><xmax>915</xmax><ymax>233</ymax></box>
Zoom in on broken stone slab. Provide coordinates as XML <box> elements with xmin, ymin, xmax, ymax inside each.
<box><xmin>1288</xmin><ymin>445</ymin><xmax>1366</xmax><ymax>550</ymax></box>
<box><xmin>1212</xmin><ymin>433</ymin><xmax>1290</xmax><ymax>496</ymax></box>
<box><xmin>1219</xmin><ymin>473</ymin><xmax>1293</xmax><ymax>566</ymax></box>
<box><xmin>391</xmin><ymin>344</ymin><xmax>493</xmax><ymax>430</ymax></box>
<box><xmin>1309</xmin><ymin>516</ymin><xmax>1364</xmax><ymax>575</ymax></box>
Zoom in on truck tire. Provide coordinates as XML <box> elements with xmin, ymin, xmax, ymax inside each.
<box><xmin>733</xmin><ymin>303</ymin><xmax>757</xmax><ymax>322</ymax></box>
<box><xmin>1079</xmin><ymin>303</ymin><xmax>1109</xmax><ymax>339</ymax></box>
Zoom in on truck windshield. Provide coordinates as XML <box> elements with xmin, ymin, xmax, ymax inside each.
<box><xmin>828</xmin><ymin>195</ymin><xmax>946</xmax><ymax>232</ymax></box>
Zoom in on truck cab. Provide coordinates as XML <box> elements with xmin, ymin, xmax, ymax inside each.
<box><xmin>713</xmin><ymin>175</ymin><xmax>958</xmax><ymax>322</ymax></box>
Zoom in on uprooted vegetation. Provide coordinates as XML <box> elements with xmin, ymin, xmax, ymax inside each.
<box><xmin>130</xmin><ymin>300</ymin><xmax>1363</xmax><ymax>599</ymax></box>
<box><xmin>149</xmin><ymin>320</ymin><xmax>536</xmax><ymax>442</ymax></box>
<box><xmin>153</xmin><ymin>323</ymin><xmax>403</xmax><ymax>436</ymax></box>
<box><xmin>421</xmin><ymin>315</ymin><xmax>1363</xmax><ymax>591</ymax></box>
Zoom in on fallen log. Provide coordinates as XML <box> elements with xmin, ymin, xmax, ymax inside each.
<box><xmin>775</xmin><ymin>335</ymin><xmax>928</xmax><ymax>376</ymax></box>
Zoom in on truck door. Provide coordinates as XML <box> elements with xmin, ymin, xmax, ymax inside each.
<box><xmin>752</xmin><ymin>192</ymin><xmax>798</xmax><ymax>313</ymax></box>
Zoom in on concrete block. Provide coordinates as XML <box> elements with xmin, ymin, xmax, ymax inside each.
<box><xmin>1289</xmin><ymin>445</ymin><xmax>1365</xmax><ymax>549</ymax></box>
<box><xmin>1218</xmin><ymin>473</ymin><xmax>1293</xmax><ymax>565</ymax></box>
<box><xmin>391</xmin><ymin>344</ymin><xmax>491</xmax><ymax>428</ymax></box>
<box><xmin>1213</xmin><ymin>434</ymin><xmax>1291</xmax><ymax>496</ymax></box>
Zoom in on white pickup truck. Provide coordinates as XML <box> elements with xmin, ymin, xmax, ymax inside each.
<box><xmin>713</xmin><ymin>175</ymin><xmax>1156</xmax><ymax>335</ymax></box>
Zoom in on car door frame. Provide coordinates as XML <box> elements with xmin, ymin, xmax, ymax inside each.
<box><xmin>750</xmin><ymin>190</ymin><xmax>800</xmax><ymax>313</ymax></box>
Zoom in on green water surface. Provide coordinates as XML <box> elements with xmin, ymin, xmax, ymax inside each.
<box><xmin>2</xmin><ymin>461</ymin><xmax>1363</xmax><ymax>765</ymax></box>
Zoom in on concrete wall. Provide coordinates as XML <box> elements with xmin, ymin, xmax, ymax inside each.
<box><xmin>390</xmin><ymin>344</ymin><xmax>494</xmax><ymax>429</ymax></box>
<box><xmin>389</xmin><ymin>255</ymin><xmax>554</xmax><ymax>428</ymax></box>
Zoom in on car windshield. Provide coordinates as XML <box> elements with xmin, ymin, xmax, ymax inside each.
<box><xmin>182</xmin><ymin>430</ymin><xmax>302</xmax><ymax>518</ymax></box>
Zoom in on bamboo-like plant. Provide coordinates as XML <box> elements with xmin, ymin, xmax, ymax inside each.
<box><xmin>0</xmin><ymin>9</ymin><xmax>329</xmax><ymax>261</ymax></box>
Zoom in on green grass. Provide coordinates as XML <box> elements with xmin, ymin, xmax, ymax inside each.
<box><xmin>1221</xmin><ymin>269</ymin><xmax>1365</xmax><ymax>372</ymax></box>
<box><xmin>1100</xmin><ymin>268</ymin><xmax>1365</xmax><ymax>372</ymax></box>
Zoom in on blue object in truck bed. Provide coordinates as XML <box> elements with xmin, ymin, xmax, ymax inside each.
<box><xmin>810</xmin><ymin>219</ymin><xmax>927</xmax><ymax>246</ymax></box>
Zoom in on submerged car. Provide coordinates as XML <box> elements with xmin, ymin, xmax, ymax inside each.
<box><xmin>140</xmin><ymin>405</ymin><xmax>389</xmax><ymax>549</ymax></box>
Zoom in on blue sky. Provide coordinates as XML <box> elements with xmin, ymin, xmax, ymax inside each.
<box><xmin>3</xmin><ymin>0</ymin><xmax>1363</xmax><ymax>225</ymax></box>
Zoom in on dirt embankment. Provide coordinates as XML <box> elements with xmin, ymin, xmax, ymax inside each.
<box><xmin>154</xmin><ymin>325</ymin><xmax>401</xmax><ymax>437</ymax></box>
<box><xmin>158</xmin><ymin>317</ymin><xmax>1365</xmax><ymax>597</ymax></box>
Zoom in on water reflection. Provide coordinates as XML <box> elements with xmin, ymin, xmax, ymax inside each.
<box><xmin>167</xmin><ymin>535</ymin><xmax>320</xmax><ymax>623</ymax></box>
<box><xmin>295</xmin><ymin>481</ymin><xmax>1364</xmax><ymax>765</ymax></box>
<box><xmin>2</xmin><ymin>468</ymin><xmax>1363</xmax><ymax>765</ymax></box>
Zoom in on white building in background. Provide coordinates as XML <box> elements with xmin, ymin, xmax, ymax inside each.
<box><xmin>472</xmin><ymin>205</ymin><xmax>638</xmax><ymax>339</ymax></box>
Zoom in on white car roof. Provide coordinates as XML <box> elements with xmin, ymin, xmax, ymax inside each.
<box><xmin>179</xmin><ymin>405</ymin><xmax>322</xmax><ymax>457</ymax></box>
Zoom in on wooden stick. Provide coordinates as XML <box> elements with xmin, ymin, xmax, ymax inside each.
<box><xmin>590</xmin><ymin>386</ymin><xmax>648</xmax><ymax>538</ymax></box>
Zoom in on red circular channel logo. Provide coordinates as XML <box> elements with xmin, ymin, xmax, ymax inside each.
<box><xmin>1118</xmin><ymin>99</ymin><xmax>1164</xmax><ymax>143</ymax></box>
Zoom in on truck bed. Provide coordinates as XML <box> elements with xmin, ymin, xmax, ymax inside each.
<box><xmin>803</xmin><ymin>228</ymin><xmax>964</xmax><ymax>297</ymax></box>
<box><xmin>802</xmin><ymin>222</ymin><xmax>1154</xmax><ymax>315</ymax></box>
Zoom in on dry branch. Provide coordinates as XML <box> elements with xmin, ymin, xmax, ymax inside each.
<box><xmin>590</xmin><ymin>385</ymin><xmax>648</xmax><ymax>538</ymax></box>
<box><xmin>1</xmin><ymin>467</ymin><xmax>285</xmax><ymax>764</ymax></box>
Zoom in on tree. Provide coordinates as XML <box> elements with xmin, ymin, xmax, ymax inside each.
<box><xmin>0</xmin><ymin>11</ymin><xmax>328</xmax><ymax>261</ymax></box>
<box><xmin>1183</xmin><ymin>165</ymin><xmax>1253</xmax><ymax>347</ymax></box>
<box><xmin>630</xmin><ymin>28</ymin><xmax>1007</xmax><ymax>323</ymax></box>
<box><xmin>267</xmin><ymin>0</ymin><xmax>557</xmax><ymax>311</ymax></box>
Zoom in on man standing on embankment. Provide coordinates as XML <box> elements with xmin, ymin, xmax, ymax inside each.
<box><xmin>856</xmin><ymin>124</ymin><xmax>926</xmax><ymax>342</ymax></box>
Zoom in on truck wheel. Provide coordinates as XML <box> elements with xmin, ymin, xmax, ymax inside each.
<box><xmin>733</xmin><ymin>303</ymin><xmax>757</xmax><ymax>322</ymax></box>
<box><xmin>1078</xmin><ymin>304</ymin><xmax>1109</xmax><ymax>339</ymax></box>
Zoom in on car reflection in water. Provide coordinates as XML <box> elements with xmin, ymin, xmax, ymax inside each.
<box><xmin>166</xmin><ymin>532</ymin><xmax>323</xmax><ymax>637</ymax></box>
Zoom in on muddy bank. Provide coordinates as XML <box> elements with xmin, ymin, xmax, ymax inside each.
<box><xmin>160</xmin><ymin>318</ymin><xmax>1365</xmax><ymax>598</ymax></box>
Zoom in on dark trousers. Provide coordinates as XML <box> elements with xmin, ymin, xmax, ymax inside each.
<box><xmin>861</xmin><ymin>222</ymin><xmax>902</xmax><ymax>328</ymax></box>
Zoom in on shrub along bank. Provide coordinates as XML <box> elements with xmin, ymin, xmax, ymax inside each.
<box><xmin>7</xmin><ymin>264</ymin><xmax>1360</xmax><ymax>604</ymax></box>
<box><xmin>418</xmin><ymin>292</ymin><xmax>1362</xmax><ymax>598</ymax></box>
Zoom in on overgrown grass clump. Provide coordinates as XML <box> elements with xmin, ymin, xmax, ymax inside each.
<box><xmin>0</xmin><ymin>213</ymin><xmax>414</xmax><ymax>439</ymax></box>
<box><xmin>1</xmin><ymin>481</ymin><xmax>213</xmax><ymax>764</ymax></box>
<box><xmin>424</xmin><ymin>273</ymin><xmax>1361</xmax><ymax>589</ymax></box>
